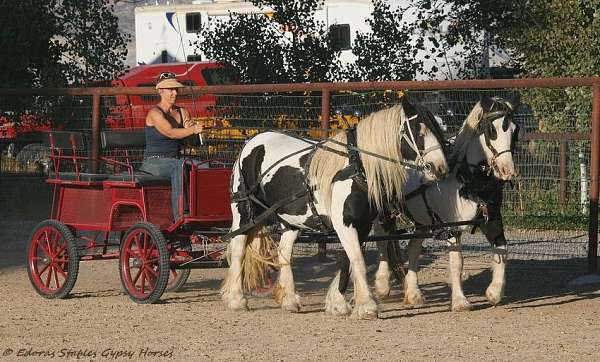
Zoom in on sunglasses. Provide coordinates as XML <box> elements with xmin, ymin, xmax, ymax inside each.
<box><xmin>158</xmin><ymin>72</ymin><xmax>177</xmax><ymax>80</ymax></box>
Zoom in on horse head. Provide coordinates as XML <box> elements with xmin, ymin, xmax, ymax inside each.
<box><xmin>400</xmin><ymin>96</ymin><xmax>449</xmax><ymax>182</ymax></box>
<box><xmin>464</xmin><ymin>94</ymin><xmax>522</xmax><ymax>181</ymax></box>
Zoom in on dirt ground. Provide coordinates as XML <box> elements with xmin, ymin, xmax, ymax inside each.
<box><xmin>1</xmin><ymin>219</ymin><xmax>600</xmax><ymax>362</ymax></box>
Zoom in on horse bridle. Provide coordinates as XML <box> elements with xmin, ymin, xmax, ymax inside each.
<box><xmin>473</xmin><ymin>104</ymin><xmax>519</xmax><ymax>176</ymax></box>
<box><xmin>401</xmin><ymin>113</ymin><xmax>443</xmax><ymax>176</ymax></box>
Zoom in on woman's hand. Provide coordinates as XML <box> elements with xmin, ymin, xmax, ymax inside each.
<box><xmin>192</xmin><ymin>124</ymin><xmax>203</xmax><ymax>134</ymax></box>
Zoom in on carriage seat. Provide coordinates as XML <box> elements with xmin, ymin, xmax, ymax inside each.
<box><xmin>105</xmin><ymin>173</ymin><xmax>171</xmax><ymax>186</ymax></box>
<box><xmin>101</xmin><ymin>130</ymin><xmax>170</xmax><ymax>186</ymax></box>
<box><xmin>50</xmin><ymin>172</ymin><xmax>110</xmax><ymax>182</ymax></box>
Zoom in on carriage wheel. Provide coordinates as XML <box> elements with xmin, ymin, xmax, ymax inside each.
<box><xmin>165</xmin><ymin>240</ymin><xmax>192</xmax><ymax>293</ymax></box>
<box><xmin>27</xmin><ymin>220</ymin><xmax>79</xmax><ymax>299</ymax></box>
<box><xmin>119</xmin><ymin>222</ymin><xmax>169</xmax><ymax>304</ymax></box>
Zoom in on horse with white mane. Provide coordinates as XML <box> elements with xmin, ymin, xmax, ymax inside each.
<box><xmin>334</xmin><ymin>94</ymin><xmax>522</xmax><ymax>311</ymax></box>
<box><xmin>221</xmin><ymin>96</ymin><xmax>448</xmax><ymax>319</ymax></box>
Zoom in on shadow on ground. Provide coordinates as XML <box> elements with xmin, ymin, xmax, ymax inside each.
<box><xmin>1</xmin><ymin>175</ymin><xmax>598</xmax><ymax>310</ymax></box>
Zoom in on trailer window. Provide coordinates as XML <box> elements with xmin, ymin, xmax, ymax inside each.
<box><xmin>330</xmin><ymin>24</ymin><xmax>351</xmax><ymax>51</ymax></box>
<box><xmin>201</xmin><ymin>68</ymin><xmax>236</xmax><ymax>85</ymax></box>
<box><xmin>186</xmin><ymin>13</ymin><xmax>201</xmax><ymax>33</ymax></box>
<box><xmin>187</xmin><ymin>55</ymin><xmax>202</xmax><ymax>62</ymax></box>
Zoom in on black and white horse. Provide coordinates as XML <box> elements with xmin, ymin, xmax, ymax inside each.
<box><xmin>221</xmin><ymin>96</ymin><xmax>448</xmax><ymax>319</ymax></box>
<box><xmin>335</xmin><ymin>95</ymin><xmax>521</xmax><ymax>311</ymax></box>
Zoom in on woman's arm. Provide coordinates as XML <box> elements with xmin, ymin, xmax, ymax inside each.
<box><xmin>181</xmin><ymin>108</ymin><xmax>195</xmax><ymax>128</ymax></box>
<box><xmin>148</xmin><ymin>108</ymin><xmax>202</xmax><ymax>139</ymax></box>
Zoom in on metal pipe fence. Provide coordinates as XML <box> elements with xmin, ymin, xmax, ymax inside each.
<box><xmin>1</xmin><ymin>77</ymin><xmax>598</xmax><ymax>272</ymax></box>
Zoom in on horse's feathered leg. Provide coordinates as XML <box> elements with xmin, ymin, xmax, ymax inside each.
<box><xmin>221</xmin><ymin>234</ymin><xmax>249</xmax><ymax>311</ymax></box>
<box><xmin>329</xmin><ymin>179</ymin><xmax>378</xmax><ymax>319</ymax></box>
<box><xmin>479</xmin><ymin>203</ymin><xmax>507</xmax><ymax>306</ymax></box>
<box><xmin>325</xmin><ymin>270</ymin><xmax>352</xmax><ymax>316</ymax></box>
<box><xmin>448</xmin><ymin>234</ymin><xmax>472</xmax><ymax>311</ymax></box>
<box><xmin>486</xmin><ymin>245</ymin><xmax>507</xmax><ymax>305</ymax></box>
<box><xmin>273</xmin><ymin>229</ymin><xmax>301</xmax><ymax>312</ymax></box>
<box><xmin>221</xmin><ymin>161</ymin><xmax>250</xmax><ymax>311</ymax></box>
<box><xmin>404</xmin><ymin>239</ymin><xmax>425</xmax><ymax>306</ymax></box>
<box><xmin>374</xmin><ymin>238</ymin><xmax>392</xmax><ymax>299</ymax></box>
<box><xmin>323</xmin><ymin>246</ymin><xmax>352</xmax><ymax>315</ymax></box>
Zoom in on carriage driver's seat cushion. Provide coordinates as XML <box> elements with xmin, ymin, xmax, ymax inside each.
<box><xmin>50</xmin><ymin>172</ymin><xmax>110</xmax><ymax>182</ymax></box>
<box><xmin>106</xmin><ymin>173</ymin><xmax>171</xmax><ymax>186</ymax></box>
<box><xmin>101</xmin><ymin>130</ymin><xmax>171</xmax><ymax>186</ymax></box>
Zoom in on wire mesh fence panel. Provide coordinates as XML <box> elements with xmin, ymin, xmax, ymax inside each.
<box><xmin>0</xmin><ymin>95</ymin><xmax>94</xmax><ymax>175</ymax></box>
<box><xmin>0</xmin><ymin>84</ymin><xmax>597</xmax><ymax>268</ymax></box>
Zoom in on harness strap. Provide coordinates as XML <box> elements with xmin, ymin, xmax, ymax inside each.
<box><xmin>347</xmin><ymin>127</ymin><xmax>365</xmax><ymax>176</ymax></box>
<box><xmin>224</xmin><ymin>189</ymin><xmax>309</xmax><ymax>241</ymax></box>
<box><xmin>302</xmin><ymin>150</ymin><xmax>331</xmax><ymax>233</ymax></box>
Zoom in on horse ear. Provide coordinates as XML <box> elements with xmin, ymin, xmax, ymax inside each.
<box><xmin>401</xmin><ymin>95</ymin><xmax>416</xmax><ymax>117</ymax></box>
<box><xmin>507</xmin><ymin>93</ymin><xmax>521</xmax><ymax>111</ymax></box>
<box><xmin>480</xmin><ymin>95</ymin><xmax>494</xmax><ymax>112</ymax></box>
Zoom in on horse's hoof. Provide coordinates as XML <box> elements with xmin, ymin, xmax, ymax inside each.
<box><xmin>486</xmin><ymin>283</ymin><xmax>504</xmax><ymax>305</ymax></box>
<box><xmin>282</xmin><ymin>294</ymin><xmax>302</xmax><ymax>313</ymax></box>
<box><xmin>374</xmin><ymin>279</ymin><xmax>391</xmax><ymax>299</ymax></box>
<box><xmin>351</xmin><ymin>301</ymin><xmax>379</xmax><ymax>320</ymax></box>
<box><xmin>451</xmin><ymin>297</ymin><xmax>472</xmax><ymax>312</ymax></box>
<box><xmin>403</xmin><ymin>290</ymin><xmax>425</xmax><ymax>306</ymax></box>
<box><xmin>351</xmin><ymin>308</ymin><xmax>379</xmax><ymax>320</ymax></box>
<box><xmin>226</xmin><ymin>297</ymin><xmax>249</xmax><ymax>311</ymax></box>
<box><xmin>325</xmin><ymin>301</ymin><xmax>352</xmax><ymax>316</ymax></box>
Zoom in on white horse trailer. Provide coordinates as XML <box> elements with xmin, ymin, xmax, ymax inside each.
<box><xmin>134</xmin><ymin>0</ymin><xmax>373</xmax><ymax>66</ymax></box>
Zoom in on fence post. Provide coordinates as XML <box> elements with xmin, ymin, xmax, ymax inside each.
<box><xmin>588</xmin><ymin>83</ymin><xmax>600</xmax><ymax>273</ymax></box>
<box><xmin>317</xmin><ymin>89</ymin><xmax>331</xmax><ymax>259</ymax></box>
<box><xmin>91</xmin><ymin>93</ymin><xmax>101</xmax><ymax>173</ymax></box>
<box><xmin>559</xmin><ymin>141</ymin><xmax>568</xmax><ymax>211</ymax></box>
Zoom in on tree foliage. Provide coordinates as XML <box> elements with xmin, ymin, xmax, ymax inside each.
<box><xmin>196</xmin><ymin>0</ymin><xmax>429</xmax><ymax>83</ymax></box>
<box><xmin>342</xmin><ymin>0</ymin><xmax>424</xmax><ymax>81</ymax></box>
<box><xmin>0</xmin><ymin>0</ymin><xmax>130</xmax><ymax>88</ymax></box>
<box><xmin>53</xmin><ymin>0</ymin><xmax>131</xmax><ymax>85</ymax></box>
<box><xmin>412</xmin><ymin>0</ymin><xmax>600</xmax><ymax>80</ymax></box>
<box><xmin>197</xmin><ymin>0</ymin><xmax>340</xmax><ymax>84</ymax></box>
<box><xmin>412</xmin><ymin>0</ymin><xmax>599</xmax><ymax>131</ymax></box>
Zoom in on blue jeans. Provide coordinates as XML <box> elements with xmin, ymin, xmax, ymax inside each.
<box><xmin>140</xmin><ymin>157</ymin><xmax>185</xmax><ymax>220</ymax></box>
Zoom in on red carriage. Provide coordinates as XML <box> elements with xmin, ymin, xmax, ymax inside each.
<box><xmin>26</xmin><ymin>130</ymin><xmax>233</xmax><ymax>303</ymax></box>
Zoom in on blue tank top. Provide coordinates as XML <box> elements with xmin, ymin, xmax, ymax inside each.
<box><xmin>144</xmin><ymin>107</ymin><xmax>184</xmax><ymax>158</ymax></box>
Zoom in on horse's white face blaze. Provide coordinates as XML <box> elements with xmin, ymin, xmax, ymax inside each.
<box><xmin>418</xmin><ymin>123</ymin><xmax>448</xmax><ymax>182</ymax></box>
<box><xmin>480</xmin><ymin>116</ymin><xmax>517</xmax><ymax>181</ymax></box>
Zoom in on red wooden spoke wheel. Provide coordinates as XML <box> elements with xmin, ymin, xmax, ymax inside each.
<box><xmin>165</xmin><ymin>240</ymin><xmax>191</xmax><ymax>293</ymax></box>
<box><xmin>119</xmin><ymin>222</ymin><xmax>169</xmax><ymax>304</ymax></box>
<box><xmin>27</xmin><ymin>220</ymin><xmax>79</xmax><ymax>299</ymax></box>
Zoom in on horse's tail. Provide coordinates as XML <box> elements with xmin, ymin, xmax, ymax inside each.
<box><xmin>220</xmin><ymin>224</ymin><xmax>279</xmax><ymax>297</ymax></box>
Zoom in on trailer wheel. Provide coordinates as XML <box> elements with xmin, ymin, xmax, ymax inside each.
<box><xmin>119</xmin><ymin>222</ymin><xmax>169</xmax><ymax>304</ymax></box>
<box><xmin>27</xmin><ymin>220</ymin><xmax>79</xmax><ymax>299</ymax></box>
<box><xmin>166</xmin><ymin>240</ymin><xmax>192</xmax><ymax>293</ymax></box>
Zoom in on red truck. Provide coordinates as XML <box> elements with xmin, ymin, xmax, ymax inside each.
<box><xmin>1</xmin><ymin>62</ymin><xmax>232</xmax><ymax>171</ymax></box>
<box><xmin>105</xmin><ymin>61</ymin><xmax>232</xmax><ymax>130</ymax></box>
